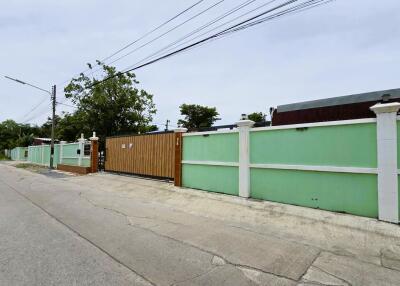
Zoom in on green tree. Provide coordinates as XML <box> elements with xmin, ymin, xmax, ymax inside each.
<box><xmin>39</xmin><ymin>115</ymin><xmax>62</xmax><ymax>138</ymax></box>
<box><xmin>177</xmin><ymin>104</ymin><xmax>219</xmax><ymax>130</ymax></box>
<box><xmin>0</xmin><ymin>120</ymin><xmax>40</xmax><ymax>150</ymax></box>
<box><xmin>64</xmin><ymin>62</ymin><xmax>157</xmax><ymax>141</ymax></box>
<box><xmin>55</xmin><ymin>111</ymin><xmax>87</xmax><ymax>142</ymax></box>
<box><xmin>0</xmin><ymin>120</ymin><xmax>20</xmax><ymax>150</ymax></box>
<box><xmin>247</xmin><ymin>112</ymin><xmax>265</xmax><ymax>122</ymax></box>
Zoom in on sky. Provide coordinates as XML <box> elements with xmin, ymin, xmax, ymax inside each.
<box><xmin>0</xmin><ymin>0</ymin><xmax>399</xmax><ymax>129</ymax></box>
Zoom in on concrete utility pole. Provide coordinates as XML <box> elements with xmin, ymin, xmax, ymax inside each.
<box><xmin>50</xmin><ymin>85</ymin><xmax>56</xmax><ymax>169</ymax></box>
<box><xmin>4</xmin><ymin>75</ymin><xmax>56</xmax><ymax>169</ymax></box>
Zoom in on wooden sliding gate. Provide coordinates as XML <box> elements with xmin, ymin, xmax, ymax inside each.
<box><xmin>105</xmin><ymin>132</ymin><xmax>182</xmax><ymax>184</ymax></box>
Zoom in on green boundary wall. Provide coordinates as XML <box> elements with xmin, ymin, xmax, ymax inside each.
<box><xmin>181</xmin><ymin>120</ymin><xmax>397</xmax><ymax>219</ymax></box>
<box><xmin>249</xmin><ymin>123</ymin><xmax>378</xmax><ymax>218</ymax></box>
<box><xmin>26</xmin><ymin>143</ymin><xmax>90</xmax><ymax>168</ymax></box>
<box><xmin>182</xmin><ymin>132</ymin><xmax>239</xmax><ymax>195</ymax></box>
<box><xmin>10</xmin><ymin>147</ymin><xmax>28</xmax><ymax>161</ymax></box>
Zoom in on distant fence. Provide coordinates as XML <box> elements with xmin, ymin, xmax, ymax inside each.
<box><xmin>10</xmin><ymin>147</ymin><xmax>28</xmax><ymax>161</ymax></box>
<box><xmin>28</xmin><ymin>141</ymin><xmax>91</xmax><ymax>168</ymax></box>
<box><xmin>181</xmin><ymin>102</ymin><xmax>400</xmax><ymax>223</ymax></box>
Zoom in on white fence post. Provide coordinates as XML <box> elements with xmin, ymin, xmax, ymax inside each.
<box><xmin>370</xmin><ymin>102</ymin><xmax>400</xmax><ymax>223</ymax></box>
<box><xmin>59</xmin><ymin>141</ymin><xmax>66</xmax><ymax>164</ymax></box>
<box><xmin>236</xmin><ymin>119</ymin><xmax>255</xmax><ymax>198</ymax></box>
<box><xmin>78</xmin><ymin>134</ymin><xmax>85</xmax><ymax>166</ymax></box>
<box><xmin>41</xmin><ymin>144</ymin><xmax>45</xmax><ymax>165</ymax></box>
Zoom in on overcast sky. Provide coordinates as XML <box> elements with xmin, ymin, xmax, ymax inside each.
<box><xmin>1</xmin><ymin>0</ymin><xmax>399</xmax><ymax>128</ymax></box>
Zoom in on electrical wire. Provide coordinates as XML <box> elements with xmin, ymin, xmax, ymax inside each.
<box><xmin>124</xmin><ymin>0</ymin><xmax>263</xmax><ymax>71</ymax></box>
<box><xmin>124</xmin><ymin>0</ymin><xmax>279</xmax><ymax>70</ymax></box>
<box><xmin>120</xmin><ymin>0</ymin><xmax>331</xmax><ymax>74</ymax></box>
<box><xmin>18</xmin><ymin>95</ymin><xmax>49</xmax><ymax>122</ymax></box>
<box><xmin>57</xmin><ymin>0</ymin><xmax>206</xmax><ymax>86</ymax></box>
<box><xmin>56</xmin><ymin>102</ymin><xmax>76</xmax><ymax>109</ymax></box>
<box><xmin>22</xmin><ymin>103</ymin><xmax>52</xmax><ymax>124</ymax></box>
<box><xmin>92</xmin><ymin>0</ymin><xmax>303</xmax><ymax>86</ymax></box>
<box><xmin>53</xmin><ymin>0</ymin><xmax>334</xmax><ymax>121</ymax></box>
<box><xmin>101</xmin><ymin>0</ymin><xmax>206</xmax><ymax>63</ymax></box>
<box><xmin>84</xmin><ymin>0</ymin><xmax>225</xmax><ymax>78</ymax></box>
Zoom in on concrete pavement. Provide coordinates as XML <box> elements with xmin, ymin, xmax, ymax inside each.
<box><xmin>0</xmin><ymin>162</ymin><xmax>400</xmax><ymax>285</ymax></box>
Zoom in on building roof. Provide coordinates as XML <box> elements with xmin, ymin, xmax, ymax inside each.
<box><xmin>277</xmin><ymin>88</ymin><xmax>400</xmax><ymax>113</ymax></box>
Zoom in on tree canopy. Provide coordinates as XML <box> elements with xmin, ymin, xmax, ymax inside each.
<box><xmin>63</xmin><ymin>62</ymin><xmax>157</xmax><ymax>141</ymax></box>
<box><xmin>0</xmin><ymin>120</ymin><xmax>42</xmax><ymax>150</ymax></box>
<box><xmin>247</xmin><ymin>112</ymin><xmax>266</xmax><ymax>122</ymax></box>
<box><xmin>177</xmin><ymin>104</ymin><xmax>219</xmax><ymax>130</ymax></box>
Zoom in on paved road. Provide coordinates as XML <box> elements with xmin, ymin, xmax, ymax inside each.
<box><xmin>1</xmin><ymin>163</ymin><xmax>400</xmax><ymax>285</ymax></box>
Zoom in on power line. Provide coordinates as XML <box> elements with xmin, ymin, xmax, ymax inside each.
<box><xmin>137</xmin><ymin>0</ymin><xmax>326</xmax><ymax>69</ymax></box>
<box><xmin>101</xmin><ymin>0</ymin><xmax>206</xmax><ymax>63</ymax></box>
<box><xmin>125</xmin><ymin>0</ymin><xmax>279</xmax><ymax>70</ymax></box>
<box><xmin>18</xmin><ymin>95</ymin><xmax>49</xmax><ymax>122</ymax></box>
<box><xmin>56</xmin><ymin>101</ymin><xmax>76</xmax><ymax>109</ymax></box>
<box><xmin>92</xmin><ymin>0</ymin><xmax>304</xmax><ymax>86</ymax></box>
<box><xmin>21</xmin><ymin>103</ymin><xmax>52</xmax><ymax>124</ymax></box>
<box><xmin>57</xmin><ymin>0</ymin><xmax>206</xmax><ymax>86</ymax></box>
<box><xmin>120</xmin><ymin>0</ymin><xmax>331</xmax><ymax>74</ymax></box>
<box><xmin>227</xmin><ymin>0</ymin><xmax>334</xmax><ymax>33</ymax></box>
<box><xmin>84</xmin><ymin>0</ymin><xmax>225</xmax><ymax>79</ymax></box>
<box><xmin>57</xmin><ymin>0</ymin><xmax>334</xmax><ymax>112</ymax></box>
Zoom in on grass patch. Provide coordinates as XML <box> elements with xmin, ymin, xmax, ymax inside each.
<box><xmin>15</xmin><ymin>163</ymin><xmax>46</xmax><ymax>172</ymax></box>
<box><xmin>0</xmin><ymin>154</ymin><xmax>10</xmax><ymax>161</ymax></box>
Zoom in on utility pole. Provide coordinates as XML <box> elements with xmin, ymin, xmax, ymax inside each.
<box><xmin>165</xmin><ymin>119</ymin><xmax>170</xmax><ymax>132</ymax></box>
<box><xmin>50</xmin><ymin>85</ymin><xmax>56</xmax><ymax>169</ymax></box>
<box><xmin>4</xmin><ymin>75</ymin><xmax>56</xmax><ymax>169</ymax></box>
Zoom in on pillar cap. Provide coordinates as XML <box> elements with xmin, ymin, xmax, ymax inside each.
<box><xmin>89</xmin><ymin>131</ymin><xmax>99</xmax><ymax>141</ymax></box>
<box><xmin>370</xmin><ymin>102</ymin><xmax>400</xmax><ymax>114</ymax></box>
<box><xmin>236</xmin><ymin>119</ymin><xmax>255</xmax><ymax>128</ymax></box>
<box><xmin>78</xmin><ymin>133</ymin><xmax>86</xmax><ymax>142</ymax></box>
<box><xmin>174</xmin><ymin>128</ymin><xmax>188</xmax><ymax>133</ymax></box>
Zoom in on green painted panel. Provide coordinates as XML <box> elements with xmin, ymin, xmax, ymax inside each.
<box><xmin>62</xmin><ymin>158</ymin><xmax>78</xmax><ymax>166</ymax></box>
<box><xmin>183</xmin><ymin>133</ymin><xmax>239</xmax><ymax>163</ymax></box>
<box><xmin>63</xmin><ymin>144</ymin><xmax>80</xmax><ymax>157</ymax></box>
<box><xmin>53</xmin><ymin>145</ymin><xmax>60</xmax><ymax>167</ymax></box>
<box><xmin>251</xmin><ymin>123</ymin><xmax>377</xmax><ymax>167</ymax></box>
<box><xmin>397</xmin><ymin>121</ymin><xmax>400</xmax><ymax>168</ymax></box>
<box><xmin>182</xmin><ymin>164</ymin><xmax>238</xmax><ymax>196</ymax></box>
<box><xmin>62</xmin><ymin>157</ymin><xmax>90</xmax><ymax>167</ymax></box>
<box><xmin>11</xmin><ymin>147</ymin><xmax>28</xmax><ymax>161</ymax></box>
<box><xmin>251</xmin><ymin>168</ymin><xmax>378</xmax><ymax>218</ymax></box>
<box><xmin>42</xmin><ymin>145</ymin><xmax>51</xmax><ymax>166</ymax></box>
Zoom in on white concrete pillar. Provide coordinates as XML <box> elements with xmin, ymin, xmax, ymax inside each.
<box><xmin>41</xmin><ymin>144</ymin><xmax>45</xmax><ymax>165</ymax></box>
<box><xmin>59</xmin><ymin>141</ymin><xmax>66</xmax><ymax>164</ymax></box>
<box><xmin>370</xmin><ymin>102</ymin><xmax>400</xmax><ymax>223</ymax></box>
<box><xmin>78</xmin><ymin>133</ymin><xmax>85</xmax><ymax>167</ymax></box>
<box><xmin>236</xmin><ymin>119</ymin><xmax>255</xmax><ymax>198</ymax></box>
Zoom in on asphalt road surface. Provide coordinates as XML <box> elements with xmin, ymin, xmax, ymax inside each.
<box><xmin>1</xmin><ymin>162</ymin><xmax>400</xmax><ymax>285</ymax></box>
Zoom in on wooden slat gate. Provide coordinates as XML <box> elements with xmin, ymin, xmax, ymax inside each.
<box><xmin>105</xmin><ymin>132</ymin><xmax>182</xmax><ymax>183</ymax></box>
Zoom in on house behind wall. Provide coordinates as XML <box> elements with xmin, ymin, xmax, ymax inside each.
<box><xmin>272</xmin><ymin>88</ymin><xmax>400</xmax><ymax>125</ymax></box>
